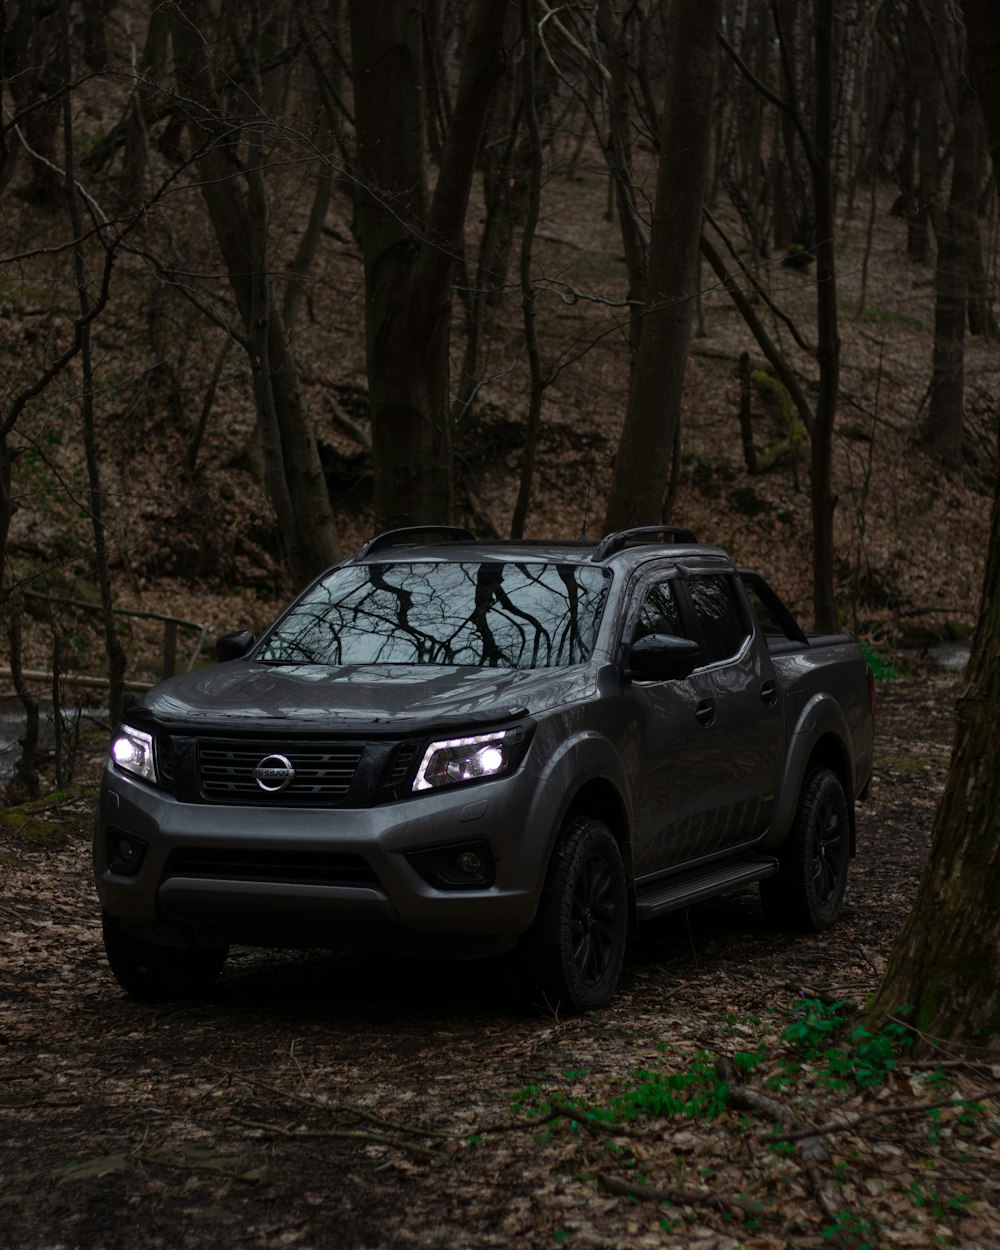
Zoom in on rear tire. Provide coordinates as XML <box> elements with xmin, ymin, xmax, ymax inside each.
<box><xmin>102</xmin><ymin>912</ymin><xmax>228</xmax><ymax>1000</ymax></box>
<box><xmin>518</xmin><ymin>816</ymin><xmax>627</xmax><ymax>1014</ymax></box>
<box><xmin>760</xmin><ymin>767</ymin><xmax>850</xmax><ymax>931</ymax></box>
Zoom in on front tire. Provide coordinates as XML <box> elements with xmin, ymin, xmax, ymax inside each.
<box><xmin>760</xmin><ymin>767</ymin><xmax>850</xmax><ymax>931</ymax></box>
<box><xmin>102</xmin><ymin>912</ymin><xmax>228</xmax><ymax>1000</ymax></box>
<box><xmin>518</xmin><ymin>816</ymin><xmax>627</xmax><ymax>1014</ymax></box>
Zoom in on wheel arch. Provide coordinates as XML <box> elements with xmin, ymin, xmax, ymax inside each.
<box><xmin>561</xmin><ymin>778</ymin><xmax>637</xmax><ymax>937</ymax></box>
<box><xmin>767</xmin><ymin>693</ymin><xmax>858</xmax><ymax>854</ymax></box>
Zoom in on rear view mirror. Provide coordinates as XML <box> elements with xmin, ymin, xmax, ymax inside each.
<box><xmin>625</xmin><ymin>633</ymin><xmax>700</xmax><ymax>682</ymax></box>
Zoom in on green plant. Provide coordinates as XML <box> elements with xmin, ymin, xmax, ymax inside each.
<box><xmin>509</xmin><ymin>1084</ymin><xmax>543</xmax><ymax>1116</ymax></box>
<box><xmin>765</xmin><ymin>1058</ymin><xmax>801</xmax><ymax>1091</ymax></box>
<box><xmin>783</xmin><ymin>998</ymin><xmax>853</xmax><ymax>1051</ymax></box>
<box><xmin>782</xmin><ymin>999</ymin><xmax>913</xmax><ymax>1090</ymax></box>
<box><xmin>822</xmin><ymin>1210</ymin><xmax>877</xmax><ymax>1248</ymax></box>
<box><xmin>731</xmin><ymin>1048</ymin><xmax>766</xmax><ymax>1071</ymax></box>
<box><xmin>508</xmin><ymin>1051</ymin><xmax>734</xmax><ymax>1134</ymax></box>
<box><xmin>847</xmin><ymin>1020</ymin><xmax>912</xmax><ymax>1087</ymax></box>
<box><xmin>607</xmin><ymin>1054</ymin><xmax>730</xmax><ymax>1121</ymax></box>
<box><xmin>659</xmin><ymin>1210</ymin><xmax>680</xmax><ymax>1233</ymax></box>
<box><xmin>860</xmin><ymin>640</ymin><xmax>896</xmax><ymax>679</ymax></box>
<box><xmin>907</xmin><ymin>1180</ymin><xmax>972</xmax><ymax>1220</ymax></box>
<box><xmin>924</xmin><ymin>1107</ymin><xmax>944</xmax><ymax>1145</ymax></box>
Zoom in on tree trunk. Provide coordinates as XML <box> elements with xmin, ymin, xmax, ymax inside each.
<box><xmin>510</xmin><ymin>2</ymin><xmax>544</xmax><ymax>540</ymax></box>
<box><xmin>810</xmin><ymin>0</ymin><xmax>841</xmax><ymax>633</ymax></box>
<box><xmin>867</xmin><ymin>477</ymin><xmax>1000</xmax><ymax>1045</ymax></box>
<box><xmin>349</xmin><ymin>0</ymin><xmax>511</xmax><ymax>531</ymax></box>
<box><xmin>452</xmin><ymin>64</ymin><xmax>525</xmax><ymax>430</ymax></box>
<box><xmin>604</xmin><ymin>0</ymin><xmax>721</xmax><ymax>533</ymax></box>
<box><xmin>170</xmin><ymin>0</ymin><xmax>341</xmax><ymax>586</ymax></box>
<box><xmin>867</xmin><ymin>0</ymin><xmax>1000</xmax><ymax>1049</ymax></box>
<box><xmin>771</xmin><ymin>0</ymin><xmax>807</xmax><ymax>255</ymax></box>
<box><xmin>60</xmin><ymin>0</ymin><xmax>128</xmax><ymax>725</ymax></box>
<box><xmin>596</xmin><ymin>0</ymin><xmax>648</xmax><ymax>351</ymax></box>
<box><xmin>907</xmin><ymin>9</ymin><xmax>939</xmax><ymax>263</ymax></box>
<box><xmin>963</xmin><ymin>0</ymin><xmax>1000</xmax><ymax>173</ymax></box>
<box><xmin>923</xmin><ymin>78</ymin><xmax>983</xmax><ymax>470</ymax></box>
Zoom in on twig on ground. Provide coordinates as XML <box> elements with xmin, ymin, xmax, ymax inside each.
<box><xmin>474</xmin><ymin>1103</ymin><xmax>630</xmax><ymax>1138</ymax></box>
<box><xmin>208</xmin><ymin>1065</ymin><xmax>463</xmax><ymax>1141</ymax></box>
<box><xmin>772</xmin><ymin>1086</ymin><xmax>1000</xmax><ymax>1144</ymax></box>
<box><xmin>716</xmin><ymin>1056</ymin><xmax>841</xmax><ymax>1222</ymax></box>
<box><xmin>596</xmin><ymin>1171</ymin><xmax>758</xmax><ymax>1217</ymax></box>
<box><xmin>227</xmin><ymin>1115</ymin><xmax>440</xmax><ymax>1161</ymax></box>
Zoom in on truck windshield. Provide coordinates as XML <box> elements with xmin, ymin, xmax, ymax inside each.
<box><xmin>259</xmin><ymin>561</ymin><xmax>609</xmax><ymax>668</ymax></box>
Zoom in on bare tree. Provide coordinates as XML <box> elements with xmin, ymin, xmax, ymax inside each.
<box><xmin>348</xmin><ymin>0</ymin><xmax>513</xmax><ymax>530</ymax></box>
<box><xmin>169</xmin><ymin>0</ymin><xmax>342</xmax><ymax>586</ymax></box>
<box><xmin>923</xmin><ymin>74</ymin><xmax>986</xmax><ymax>470</ymax></box>
<box><xmin>603</xmin><ymin>0</ymin><xmax>722</xmax><ymax>533</ymax></box>
<box><xmin>710</xmin><ymin>0</ymin><xmax>842</xmax><ymax>630</ymax></box>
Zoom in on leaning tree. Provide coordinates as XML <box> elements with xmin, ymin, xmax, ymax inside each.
<box><xmin>866</xmin><ymin>0</ymin><xmax>1000</xmax><ymax>1048</ymax></box>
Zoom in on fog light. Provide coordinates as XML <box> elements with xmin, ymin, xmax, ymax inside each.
<box><xmin>107</xmin><ymin>827</ymin><xmax>148</xmax><ymax>876</ymax></box>
<box><xmin>406</xmin><ymin>840</ymin><xmax>495</xmax><ymax>890</ymax></box>
<box><xmin>456</xmin><ymin>850</ymin><xmax>482</xmax><ymax>875</ymax></box>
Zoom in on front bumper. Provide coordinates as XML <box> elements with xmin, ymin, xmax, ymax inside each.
<box><xmin>94</xmin><ymin>763</ymin><xmax>548</xmax><ymax>945</ymax></box>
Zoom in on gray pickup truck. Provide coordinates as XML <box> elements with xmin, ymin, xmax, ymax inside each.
<box><xmin>94</xmin><ymin>526</ymin><xmax>875</xmax><ymax>1012</ymax></box>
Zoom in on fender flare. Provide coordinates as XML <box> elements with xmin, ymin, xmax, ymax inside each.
<box><xmin>518</xmin><ymin>728</ymin><xmax>633</xmax><ymax>902</ymax></box>
<box><xmin>765</xmin><ymin>692</ymin><xmax>856</xmax><ymax>848</ymax></box>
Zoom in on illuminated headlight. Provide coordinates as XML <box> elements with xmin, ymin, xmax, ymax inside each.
<box><xmin>413</xmin><ymin>728</ymin><xmax>525</xmax><ymax>792</ymax></box>
<box><xmin>109</xmin><ymin>725</ymin><xmax>157</xmax><ymax>784</ymax></box>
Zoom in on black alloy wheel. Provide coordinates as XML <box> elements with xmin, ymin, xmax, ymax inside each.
<box><xmin>519</xmin><ymin>816</ymin><xmax>628</xmax><ymax>1013</ymax></box>
<box><xmin>102</xmin><ymin>912</ymin><xmax>229</xmax><ymax>1000</ymax></box>
<box><xmin>760</xmin><ymin>767</ymin><xmax>850</xmax><ymax>931</ymax></box>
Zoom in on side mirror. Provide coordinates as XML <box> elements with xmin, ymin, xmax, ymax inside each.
<box><xmin>625</xmin><ymin>633</ymin><xmax>701</xmax><ymax>682</ymax></box>
<box><xmin>215</xmin><ymin>629</ymin><xmax>256</xmax><ymax>662</ymax></box>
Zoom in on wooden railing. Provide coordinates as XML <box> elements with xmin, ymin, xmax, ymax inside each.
<box><xmin>11</xmin><ymin>593</ymin><xmax>212</xmax><ymax>686</ymax></box>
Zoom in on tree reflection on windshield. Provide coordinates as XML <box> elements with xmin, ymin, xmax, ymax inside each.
<box><xmin>261</xmin><ymin>562</ymin><xmax>609</xmax><ymax>668</ymax></box>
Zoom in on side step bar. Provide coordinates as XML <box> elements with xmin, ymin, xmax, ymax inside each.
<box><xmin>635</xmin><ymin>856</ymin><xmax>779</xmax><ymax>922</ymax></box>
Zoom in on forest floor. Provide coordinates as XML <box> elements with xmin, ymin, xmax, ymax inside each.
<box><xmin>2</xmin><ymin>672</ymin><xmax>999</xmax><ymax>1250</ymax></box>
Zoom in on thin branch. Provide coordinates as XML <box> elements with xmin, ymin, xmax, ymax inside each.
<box><xmin>597</xmin><ymin>1170</ymin><xmax>759</xmax><ymax>1218</ymax></box>
<box><xmin>703</xmin><ymin>207</ymin><xmax>815</xmax><ymax>354</ymax></box>
<box><xmin>227</xmin><ymin>1115</ymin><xmax>440</xmax><ymax>1161</ymax></box>
<box><xmin>716</xmin><ymin>24</ymin><xmax>816</xmax><ymax>170</ymax></box>
<box><xmin>699</xmin><ymin>226</ymin><xmax>815</xmax><ymax>437</ymax></box>
<box><xmin>771</xmin><ymin>1086</ymin><xmax>1000</xmax><ymax>1145</ymax></box>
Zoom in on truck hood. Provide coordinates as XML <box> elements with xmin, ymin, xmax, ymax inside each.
<box><xmin>129</xmin><ymin>661</ymin><xmax>598</xmax><ymax>733</ymax></box>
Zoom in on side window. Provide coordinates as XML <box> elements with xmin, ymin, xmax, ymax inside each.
<box><xmin>633</xmin><ymin>580</ymin><xmax>683</xmax><ymax>641</ymax></box>
<box><xmin>688</xmin><ymin>575</ymin><xmax>749</xmax><ymax>663</ymax></box>
<box><xmin>742</xmin><ymin>581</ymin><xmax>785</xmax><ymax>636</ymax></box>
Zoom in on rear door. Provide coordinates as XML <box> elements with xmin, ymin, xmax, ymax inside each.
<box><xmin>676</xmin><ymin>572</ymin><xmax>783</xmax><ymax>853</ymax></box>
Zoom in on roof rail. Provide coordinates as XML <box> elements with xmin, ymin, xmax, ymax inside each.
<box><xmin>351</xmin><ymin>525</ymin><xmax>477</xmax><ymax>561</ymax></box>
<box><xmin>592</xmin><ymin>526</ymin><xmax>698</xmax><ymax>561</ymax></box>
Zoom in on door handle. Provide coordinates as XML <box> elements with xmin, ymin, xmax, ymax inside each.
<box><xmin>760</xmin><ymin>680</ymin><xmax>778</xmax><ymax>707</ymax></box>
<box><xmin>695</xmin><ymin>699</ymin><xmax>716</xmax><ymax>727</ymax></box>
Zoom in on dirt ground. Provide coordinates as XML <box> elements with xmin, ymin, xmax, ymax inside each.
<box><xmin>1</xmin><ymin>673</ymin><xmax>999</xmax><ymax>1250</ymax></box>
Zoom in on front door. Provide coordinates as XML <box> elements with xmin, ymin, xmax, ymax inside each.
<box><xmin>626</xmin><ymin>571</ymin><xmax>782</xmax><ymax>879</ymax></box>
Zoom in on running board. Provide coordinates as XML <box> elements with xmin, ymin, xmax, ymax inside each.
<box><xmin>635</xmin><ymin>856</ymin><xmax>779</xmax><ymax>921</ymax></box>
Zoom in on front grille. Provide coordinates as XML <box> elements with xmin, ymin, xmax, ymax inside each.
<box><xmin>385</xmin><ymin>741</ymin><xmax>419</xmax><ymax>788</ymax></box>
<box><xmin>157</xmin><ymin>735</ymin><xmax>175</xmax><ymax>784</ymax></box>
<box><xmin>197</xmin><ymin>741</ymin><xmax>364</xmax><ymax>804</ymax></box>
<box><xmin>166</xmin><ymin>847</ymin><xmax>380</xmax><ymax>888</ymax></box>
